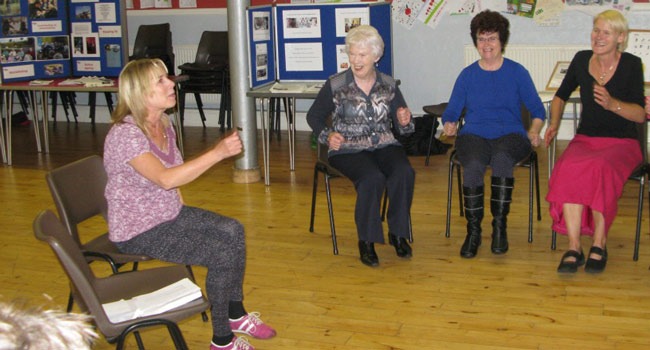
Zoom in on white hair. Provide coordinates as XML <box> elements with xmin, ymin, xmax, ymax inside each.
<box><xmin>0</xmin><ymin>302</ymin><xmax>97</xmax><ymax>350</ymax></box>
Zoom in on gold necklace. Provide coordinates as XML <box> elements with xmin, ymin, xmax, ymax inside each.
<box><xmin>594</xmin><ymin>56</ymin><xmax>617</xmax><ymax>85</ymax></box>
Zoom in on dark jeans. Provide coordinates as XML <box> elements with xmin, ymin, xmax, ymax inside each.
<box><xmin>329</xmin><ymin>145</ymin><xmax>415</xmax><ymax>243</ymax></box>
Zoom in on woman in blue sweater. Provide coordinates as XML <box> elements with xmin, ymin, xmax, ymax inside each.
<box><xmin>442</xmin><ymin>10</ymin><xmax>545</xmax><ymax>259</ymax></box>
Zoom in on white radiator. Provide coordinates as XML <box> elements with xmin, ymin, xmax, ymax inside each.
<box><xmin>464</xmin><ymin>44</ymin><xmax>588</xmax><ymax>91</ymax></box>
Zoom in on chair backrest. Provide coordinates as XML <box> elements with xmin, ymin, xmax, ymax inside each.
<box><xmin>195</xmin><ymin>31</ymin><xmax>229</xmax><ymax>66</ymax></box>
<box><xmin>33</xmin><ymin>210</ymin><xmax>102</xmax><ymax>319</ymax></box>
<box><xmin>131</xmin><ymin>23</ymin><xmax>175</xmax><ymax>75</ymax></box>
<box><xmin>46</xmin><ymin>155</ymin><xmax>108</xmax><ymax>246</ymax></box>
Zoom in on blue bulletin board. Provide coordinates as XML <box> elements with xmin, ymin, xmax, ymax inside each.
<box><xmin>248</xmin><ymin>5</ymin><xmax>276</xmax><ymax>89</ymax></box>
<box><xmin>247</xmin><ymin>1</ymin><xmax>392</xmax><ymax>87</ymax></box>
<box><xmin>0</xmin><ymin>0</ymin><xmax>70</xmax><ymax>82</ymax></box>
<box><xmin>68</xmin><ymin>0</ymin><xmax>128</xmax><ymax>77</ymax></box>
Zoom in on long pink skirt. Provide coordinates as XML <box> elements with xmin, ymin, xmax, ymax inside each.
<box><xmin>546</xmin><ymin>134</ymin><xmax>641</xmax><ymax>236</ymax></box>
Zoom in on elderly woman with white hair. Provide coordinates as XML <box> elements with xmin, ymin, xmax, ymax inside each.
<box><xmin>307</xmin><ymin>25</ymin><xmax>415</xmax><ymax>267</ymax></box>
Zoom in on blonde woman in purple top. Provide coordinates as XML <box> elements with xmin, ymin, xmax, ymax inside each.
<box><xmin>103</xmin><ymin>59</ymin><xmax>275</xmax><ymax>350</ymax></box>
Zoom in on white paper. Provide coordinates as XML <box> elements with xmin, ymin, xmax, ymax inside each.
<box><xmin>155</xmin><ymin>0</ymin><xmax>172</xmax><ymax>9</ymax></box>
<box><xmin>252</xmin><ymin>11</ymin><xmax>271</xmax><ymax>42</ymax></box>
<box><xmin>94</xmin><ymin>3</ymin><xmax>116</xmax><ymax>23</ymax></box>
<box><xmin>335</xmin><ymin>7</ymin><xmax>369</xmax><ymax>37</ymax></box>
<box><xmin>179</xmin><ymin>0</ymin><xmax>197</xmax><ymax>8</ymax></box>
<box><xmin>32</xmin><ymin>20</ymin><xmax>63</xmax><ymax>33</ymax></box>
<box><xmin>76</xmin><ymin>60</ymin><xmax>101</xmax><ymax>72</ymax></box>
<box><xmin>336</xmin><ymin>44</ymin><xmax>349</xmax><ymax>73</ymax></box>
<box><xmin>255</xmin><ymin>43</ymin><xmax>268</xmax><ymax>81</ymax></box>
<box><xmin>284</xmin><ymin>42</ymin><xmax>323</xmax><ymax>72</ymax></box>
<box><xmin>282</xmin><ymin>9</ymin><xmax>321</xmax><ymax>39</ymax></box>
<box><xmin>2</xmin><ymin>65</ymin><xmax>35</xmax><ymax>80</ymax></box>
<box><xmin>99</xmin><ymin>25</ymin><xmax>122</xmax><ymax>38</ymax></box>
<box><xmin>102</xmin><ymin>278</ymin><xmax>202</xmax><ymax>323</ymax></box>
<box><xmin>140</xmin><ymin>0</ymin><xmax>154</xmax><ymax>9</ymax></box>
<box><xmin>270</xmin><ymin>82</ymin><xmax>306</xmax><ymax>93</ymax></box>
<box><xmin>71</xmin><ymin>22</ymin><xmax>92</xmax><ymax>35</ymax></box>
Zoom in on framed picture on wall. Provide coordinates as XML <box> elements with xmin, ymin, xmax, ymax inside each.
<box><xmin>546</xmin><ymin>61</ymin><xmax>570</xmax><ymax>91</ymax></box>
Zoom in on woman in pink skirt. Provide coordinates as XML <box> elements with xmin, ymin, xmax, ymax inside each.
<box><xmin>544</xmin><ymin>10</ymin><xmax>646</xmax><ymax>274</ymax></box>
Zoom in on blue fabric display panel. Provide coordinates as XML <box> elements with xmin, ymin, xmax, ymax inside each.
<box><xmin>0</xmin><ymin>0</ymin><xmax>70</xmax><ymax>82</ymax></box>
<box><xmin>68</xmin><ymin>0</ymin><xmax>127</xmax><ymax>77</ymax></box>
<box><xmin>274</xmin><ymin>2</ymin><xmax>392</xmax><ymax>81</ymax></box>
<box><xmin>247</xmin><ymin>5</ymin><xmax>276</xmax><ymax>89</ymax></box>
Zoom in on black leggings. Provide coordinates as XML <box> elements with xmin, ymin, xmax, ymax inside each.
<box><xmin>455</xmin><ymin>133</ymin><xmax>531</xmax><ymax>188</ymax></box>
<box><xmin>115</xmin><ymin>206</ymin><xmax>246</xmax><ymax>337</ymax></box>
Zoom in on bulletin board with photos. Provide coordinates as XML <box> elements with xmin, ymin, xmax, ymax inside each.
<box><xmin>0</xmin><ymin>0</ymin><xmax>70</xmax><ymax>82</ymax></box>
<box><xmin>68</xmin><ymin>0</ymin><xmax>127</xmax><ymax>77</ymax></box>
<box><xmin>271</xmin><ymin>2</ymin><xmax>392</xmax><ymax>82</ymax></box>
<box><xmin>248</xmin><ymin>5</ymin><xmax>276</xmax><ymax>88</ymax></box>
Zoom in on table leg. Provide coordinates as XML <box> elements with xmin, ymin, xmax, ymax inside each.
<box><xmin>28</xmin><ymin>91</ymin><xmax>42</xmax><ymax>153</ymax></box>
<box><xmin>287</xmin><ymin>97</ymin><xmax>296</xmax><ymax>171</ymax></box>
<box><xmin>260</xmin><ymin>97</ymin><xmax>270</xmax><ymax>186</ymax></box>
<box><xmin>5</xmin><ymin>92</ymin><xmax>13</xmax><ymax>165</ymax></box>
<box><xmin>0</xmin><ymin>92</ymin><xmax>7</xmax><ymax>164</ymax></box>
<box><xmin>40</xmin><ymin>91</ymin><xmax>49</xmax><ymax>154</ymax></box>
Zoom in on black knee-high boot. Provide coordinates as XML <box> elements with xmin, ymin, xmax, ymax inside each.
<box><xmin>460</xmin><ymin>186</ymin><xmax>484</xmax><ymax>258</ymax></box>
<box><xmin>491</xmin><ymin>177</ymin><xmax>514</xmax><ymax>254</ymax></box>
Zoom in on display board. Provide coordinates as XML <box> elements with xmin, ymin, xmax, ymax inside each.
<box><xmin>273</xmin><ymin>2</ymin><xmax>392</xmax><ymax>82</ymax></box>
<box><xmin>69</xmin><ymin>0</ymin><xmax>128</xmax><ymax>77</ymax></box>
<box><xmin>628</xmin><ymin>29</ymin><xmax>650</xmax><ymax>84</ymax></box>
<box><xmin>0</xmin><ymin>0</ymin><xmax>70</xmax><ymax>82</ymax></box>
<box><xmin>247</xmin><ymin>5</ymin><xmax>276</xmax><ymax>89</ymax></box>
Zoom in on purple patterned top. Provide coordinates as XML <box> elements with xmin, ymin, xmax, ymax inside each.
<box><xmin>103</xmin><ymin>115</ymin><xmax>183</xmax><ymax>242</ymax></box>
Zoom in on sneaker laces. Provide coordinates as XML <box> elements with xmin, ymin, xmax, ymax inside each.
<box><xmin>232</xmin><ymin>337</ymin><xmax>253</xmax><ymax>350</ymax></box>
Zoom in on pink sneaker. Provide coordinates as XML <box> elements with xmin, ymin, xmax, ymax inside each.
<box><xmin>210</xmin><ymin>336</ymin><xmax>254</xmax><ymax>350</ymax></box>
<box><xmin>230</xmin><ymin>312</ymin><xmax>277</xmax><ymax>339</ymax></box>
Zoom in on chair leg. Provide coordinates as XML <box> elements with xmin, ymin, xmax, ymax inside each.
<box><xmin>195</xmin><ymin>94</ymin><xmax>206</xmax><ymax>128</ymax></box>
<box><xmin>425</xmin><ymin>123</ymin><xmax>436</xmax><ymax>166</ymax></box>
<box><xmin>309</xmin><ymin>166</ymin><xmax>320</xmax><ymax>233</ymax></box>
<box><xmin>551</xmin><ymin>230</ymin><xmax>557</xmax><ymax>250</ymax></box>
<box><xmin>528</xmin><ymin>157</ymin><xmax>534</xmax><ymax>243</ymax></box>
<box><xmin>66</xmin><ymin>292</ymin><xmax>74</xmax><ymax>312</ymax></box>
<box><xmin>534</xmin><ymin>154</ymin><xmax>541</xmax><ymax>221</ymax></box>
<box><xmin>324</xmin><ymin>174</ymin><xmax>338</xmax><ymax>255</ymax></box>
<box><xmin>134</xmin><ymin>331</ymin><xmax>145</xmax><ymax>350</ymax></box>
<box><xmin>633</xmin><ymin>176</ymin><xmax>645</xmax><ymax>261</ymax></box>
<box><xmin>445</xmin><ymin>159</ymin><xmax>455</xmax><ymax>238</ymax></box>
<box><xmin>185</xmin><ymin>265</ymin><xmax>209</xmax><ymax>322</ymax></box>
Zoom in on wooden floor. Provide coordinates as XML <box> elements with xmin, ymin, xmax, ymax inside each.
<box><xmin>2</xmin><ymin>121</ymin><xmax>650</xmax><ymax>349</ymax></box>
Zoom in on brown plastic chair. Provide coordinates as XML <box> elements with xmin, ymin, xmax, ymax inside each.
<box><xmin>444</xmin><ymin>106</ymin><xmax>542</xmax><ymax>242</ymax></box>
<box><xmin>46</xmin><ymin>155</ymin><xmax>152</xmax><ymax>311</ymax></box>
<box><xmin>33</xmin><ymin>210</ymin><xmax>210</xmax><ymax>350</ymax></box>
<box><xmin>46</xmin><ymin>155</ymin><xmax>208</xmax><ymax>322</ymax></box>
<box><xmin>550</xmin><ymin>120</ymin><xmax>648</xmax><ymax>260</ymax></box>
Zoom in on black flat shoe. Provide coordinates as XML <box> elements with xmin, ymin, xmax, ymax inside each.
<box><xmin>358</xmin><ymin>241</ymin><xmax>379</xmax><ymax>267</ymax></box>
<box><xmin>557</xmin><ymin>249</ymin><xmax>585</xmax><ymax>273</ymax></box>
<box><xmin>388</xmin><ymin>233</ymin><xmax>412</xmax><ymax>258</ymax></box>
<box><xmin>585</xmin><ymin>246</ymin><xmax>607</xmax><ymax>274</ymax></box>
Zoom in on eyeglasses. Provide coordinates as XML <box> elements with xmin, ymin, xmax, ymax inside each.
<box><xmin>477</xmin><ymin>36</ymin><xmax>499</xmax><ymax>44</ymax></box>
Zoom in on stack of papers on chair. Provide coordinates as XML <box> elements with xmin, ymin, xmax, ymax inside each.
<box><xmin>102</xmin><ymin>278</ymin><xmax>202</xmax><ymax>323</ymax></box>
